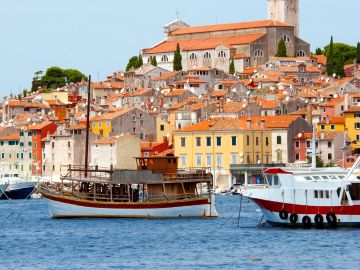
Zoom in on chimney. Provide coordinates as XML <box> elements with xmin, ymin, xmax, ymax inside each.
<box><xmin>247</xmin><ymin>119</ymin><xmax>251</xmax><ymax>128</ymax></box>
<box><xmin>260</xmin><ymin>120</ymin><xmax>265</xmax><ymax>129</ymax></box>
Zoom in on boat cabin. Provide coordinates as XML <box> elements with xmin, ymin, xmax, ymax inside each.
<box><xmin>136</xmin><ymin>156</ymin><xmax>178</xmax><ymax>174</ymax></box>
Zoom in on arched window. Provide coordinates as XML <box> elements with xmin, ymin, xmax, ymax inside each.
<box><xmin>296</xmin><ymin>50</ymin><xmax>306</xmax><ymax>57</ymax></box>
<box><xmin>218</xmin><ymin>51</ymin><xmax>226</xmax><ymax>58</ymax></box>
<box><xmin>204</xmin><ymin>52</ymin><xmax>211</xmax><ymax>59</ymax></box>
<box><xmin>161</xmin><ymin>55</ymin><xmax>168</xmax><ymax>62</ymax></box>
<box><xmin>254</xmin><ymin>49</ymin><xmax>264</xmax><ymax>57</ymax></box>
<box><xmin>189</xmin><ymin>53</ymin><xmax>197</xmax><ymax>60</ymax></box>
<box><xmin>147</xmin><ymin>57</ymin><xmax>152</xmax><ymax>63</ymax></box>
<box><xmin>281</xmin><ymin>35</ymin><xmax>291</xmax><ymax>43</ymax></box>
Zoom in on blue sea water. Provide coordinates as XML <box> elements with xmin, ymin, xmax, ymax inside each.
<box><xmin>0</xmin><ymin>196</ymin><xmax>358</xmax><ymax>270</ymax></box>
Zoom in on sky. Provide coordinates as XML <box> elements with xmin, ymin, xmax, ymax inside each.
<box><xmin>0</xmin><ymin>0</ymin><xmax>359</xmax><ymax>97</ymax></box>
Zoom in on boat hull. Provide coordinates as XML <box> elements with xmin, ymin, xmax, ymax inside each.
<box><xmin>0</xmin><ymin>184</ymin><xmax>9</xmax><ymax>198</ymax></box>
<box><xmin>0</xmin><ymin>182</ymin><xmax>36</xmax><ymax>200</ymax></box>
<box><xmin>251</xmin><ymin>198</ymin><xmax>360</xmax><ymax>227</ymax></box>
<box><xmin>42</xmin><ymin>193</ymin><xmax>218</xmax><ymax>218</ymax></box>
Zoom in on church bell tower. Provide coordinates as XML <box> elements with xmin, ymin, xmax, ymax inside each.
<box><xmin>268</xmin><ymin>0</ymin><xmax>299</xmax><ymax>36</ymax></box>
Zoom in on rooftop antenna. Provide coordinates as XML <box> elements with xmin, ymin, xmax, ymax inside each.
<box><xmin>176</xmin><ymin>9</ymin><xmax>179</xmax><ymax>19</ymax></box>
<box><xmin>84</xmin><ymin>75</ymin><xmax>91</xmax><ymax>177</ymax></box>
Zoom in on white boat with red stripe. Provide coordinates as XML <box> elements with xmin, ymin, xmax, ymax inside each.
<box><xmin>242</xmin><ymin>157</ymin><xmax>360</xmax><ymax>228</ymax></box>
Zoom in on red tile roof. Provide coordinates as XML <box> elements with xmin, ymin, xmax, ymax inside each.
<box><xmin>145</xmin><ymin>34</ymin><xmax>266</xmax><ymax>54</ymax></box>
<box><xmin>28</xmin><ymin>121</ymin><xmax>55</xmax><ymax>130</ymax></box>
<box><xmin>169</xmin><ymin>20</ymin><xmax>290</xmax><ymax>36</ymax></box>
<box><xmin>0</xmin><ymin>133</ymin><xmax>20</xmax><ymax>141</ymax></box>
<box><xmin>239</xmin><ymin>115</ymin><xmax>301</xmax><ymax>129</ymax></box>
<box><xmin>90</xmin><ymin>108</ymin><xmax>133</xmax><ymax>121</ymax></box>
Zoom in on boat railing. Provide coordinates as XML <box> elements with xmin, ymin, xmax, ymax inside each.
<box><xmin>38</xmin><ymin>182</ymin><xmax>205</xmax><ymax>202</ymax></box>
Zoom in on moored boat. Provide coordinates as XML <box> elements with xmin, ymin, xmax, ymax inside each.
<box><xmin>0</xmin><ymin>183</ymin><xmax>9</xmax><ymax>198</ymax></box>
<box><xmin>242</xmin><ymin>157</ymin><xmax>360</xmax><ymax>228</ymax></box>
<box><xmin>37</xmin><ymin>156</ymin><xmax>218</xmax><ymax>218</ymax></box>
<box><xmin>0</xmin><ymin>173</ymin><xmax>36</xmax><ymax>200</ymax></box>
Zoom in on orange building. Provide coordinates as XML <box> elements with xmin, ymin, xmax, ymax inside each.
<box><xmin>46</xmin><ymin>100</ymin><xmax>70</xmax><ymax>122</ymax></box>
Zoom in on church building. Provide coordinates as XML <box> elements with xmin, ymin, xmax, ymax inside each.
<box><xmin>142</xmin><ymin>0</ymin><xmax>309</xmax><ymax>73</ymax></box>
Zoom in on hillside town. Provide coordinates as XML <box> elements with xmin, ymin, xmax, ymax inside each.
<box><xmin>1</xmin><ymin>0</ymin><xmax>360</xmax><ymax>193</ymax></box>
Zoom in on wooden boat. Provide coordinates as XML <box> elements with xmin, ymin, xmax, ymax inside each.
<box><xmin>37</xmin><ymin>156</ymin><xmax>218</xmax><ymax>218</ymax></box>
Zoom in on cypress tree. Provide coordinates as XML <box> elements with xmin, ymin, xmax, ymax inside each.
<box><xmin>276</xmin><ymin>39</ymin><xmax>287</xmax><ymax>57</ymax></box>
<box><xmin>173</xmin><ymin>43</ymin><xmax>183</xmax><ymax>71</ymax></box>
<box><xmin>229</xmin><ymin>59</ymin><xmax>235</xmax><ymax>74</ymax></box>
<box><xmin>151</xmin><ymin>56</ymin><xmax>157</xmax><ymax>66</ymax></box>
<box><xmin>356</xmin><ymin>42</ymin><xmax>360</xmax><ymax>64</ymax></box>
<box><xmin>326</xmin><ymin>36</ymin><xmax>335</xmax><ymax>76</ymax></box>
<box><xmin>136</xmin><ymin>54</ymin><xmax>143</xmax><ymax>68</ymax></box>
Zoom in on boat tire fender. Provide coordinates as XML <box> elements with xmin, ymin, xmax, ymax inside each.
<box><xmin>289</xmin><ymin>213</ymin><xmax>298</xmax><ymax>224</ymax></box>
<box><xmin>314</xmin><ymin>214</ymin><xmax>324</xmax><ymax>227</ymax></box>
<box><xmin>326</xmin><ymin>212</ymin><xmax>337</xmax><ymax>226</ymax></box>
<box><xmin>302</xmin><ymin>215</ymin><xmax>311</xmax><ymax>228</ymax></box>
<box><xmin>279</xmin><ymin>209</ymin><xmax>288</xmax><ymax>220</ymax></box>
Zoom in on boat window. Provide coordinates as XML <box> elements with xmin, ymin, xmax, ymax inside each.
<box><xmin>325</xmin><ymin>191</ymin><xmax>330</xmax><ymax>199</ymax></box>
<box><xmin>305</xmin><ymin>176</ymin><xmax>312</xmax><ymax>181</ymax></box>
<box><xmin>14</xmin><ymin>174</ymin><xmax>19</xmax><ymax>177</ymax></box>
<box><xmin>266</xmin><ymin>174</ymin><xmax>273</xmax><ymax>185</ymax></box>
<box><xmin>319</xmin><ymin>190</ymin><xmax>324</xmax><ymax>198</ymax></box>
<box><xmin>314</xmin><ymin>190</ymin><xmax>318</xmax><ymax>198</ymax></box>
<box><xmin>321</xmin><ymin>176</ymin><xmax>329</xmax><ymax>180</ymax></box>
<box><xmin>313</xmin><ymin>176</ymin><xmax>321</xmax><ymax>180</ymax></box>
<box><xmin>338</xmin><ymin>176</ymin><xmax>345</xmax><ymax>179</ymax></box>
<box><xmin>348</xmin><ymin>183</ymin><xmax>360</xmax><ymax>200</ymax></box>
<box><xmin>4</xmin><ymin>174</ymin><xmax>9</xmax><ymax>177</ymax></box>
<box><xmin>273</xmin><ymin>175</ymin><xmax>279</xmax><ymax>186</ymax></box>
<box><xmin>330</xmin><ymin>175</ymin><xmax>338</xmax><ymax>180</ymax></box>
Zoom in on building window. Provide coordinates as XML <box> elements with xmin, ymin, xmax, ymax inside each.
<box><xmin>296</xmin><ymin>50</ymin><xmax>306</xmax><ymax>57</ymax></box>
<box><xmin>206</xmin><ymin>137</ymin><xmax>211</xmax><ymax>146</ymax></box>
<box><xmin>355</xmin><ymin>113</ymin><xmax>360</xmax><ymax>118</ymax></box>
<box><xmin>180</xmin><ymin>155</ymin><xmax>187</xmax><ymax>166</ymax></box>
<box><xmin>231</xmin><ymin>136</ymin><xmax>237</xmax><ymax>146</ymax></box>
<box><xmin>206</xmin><ymin>154</ymin><xmax>212</xmax><ymax>166</ymax></box>
<box><xmin>328</xmin><ymin>153</ymin><xmax>332</xmax><ymax>160</ymax></box>
<box><xmin>1</xmin><ymin>153</ymin><xmax>3</xmax><ymax>158</ymax></box>
<box><xmin>355</xmin><ymin>123</ymin><xmax>360</xmax><ymax>130</ymax></box>
<box><xmin>306</xmin><ymin>141</ymin><xmax>311</xmax><ymax>148</ymax></box>
<box><xmin>330</xmin><ymin>124</ymin><xmax>335</xmax><ymax>130</ymax></box>
<box><xmin>34</xmin><ymin>142</ymin><xmax>37</xmax><ymax>148</ymax></box>
<box><xmin>328</xmin><ymin>141</ymin><xmax>332</xmax><ymax>148</ymax></box>
<box><xmin>204</xmin><ymin>52</ymin><xmax>211</xmax><ymax>59</ymax></box>
<box><xmin>321</xmin><ymin>124</ymin><xmax>325</xmax><ymax>130</ymax></box>
<box><xmin>255</xmin><ymin>137</ymin><xmax>259</xmax><ymax>146</ymax></box>
<box><xmin>254</xmin><ymin>49</ymin><xmax>264</xmax><ymax>57</ymax></box>
<box><xmin>20</xmin><ymin>131</ymin><xmax>24</xmax><ymax>136</ymax></box>
<box><xmin>161</xmin><ymin>55</ymin><xmax>169</xmax><ymax>62</ymax></box>
<box><xmin>67</xmin><ymin>141</ymin><xmax>71</xmax><ymax>148</ymax></box>
<box><xmin>277</xmin><ymin>136</ymin><xmax>282</xmax><ymax>145</ymax></box>
<box><xmin>196</xmin><ymin>154</ymin><xmax>202</xmax><ymax>166</ymax></box>
<box><xmin>34</xmin><ymin>154</ymin><xmax>37</xmax><ymax>160</ymax></box>
<box><xmin>28</xmin><ymin>131</ymin><xmax>32</xmax><ymax>136</ymax></box>
<box><xmin>29</xmin><ymin>153</ymin><xmax>32</xmax><ymax>158</ymax></box>
<box><xmin>265</xmin><ymin>137</ymin><xmax>269</xmax><ymax>146</ymax></box>
<box><xmin>295</xmin><ymin>141</ymin><xmax>300</xmax><ymax>148</ymax></box>
<box><xmin>140</xmin><ymin>133</ymin><xmax>145</xmax><ymax>140</ymax></box>
<box><xmin>216</xmin><ymin>137</ymin><xmax>222</xmax><ymax>146</ymax></box>
<box><xmin>181</xmin><ymin>137</ymin><xmax>186</xmax><ymax>147</ymax></box>
<box><xmin>216</xmin><ymin>154</ymin><xmax>223</xmax><ymax>167</ymax></box>
<box><xmin>196</xmin><ymin>137</ymin><xmax>201</xmax><ymax>147</ymax></box>
<box><xmin>246</xmin><ymin>135</ymin><xmax>250</xmax><ymax>146</ymax></box>
<box><xmin>28</xmin><ymin>141</ymin><xmax>32</xmax><ymax>146</ymax></box>
<box><xmin>190</xmin><ymin>53</ymin><xmax>197</xmax><ymax>60</ymax></box>
<box><xmin>295</xmin><ymin>153</ymin><xmax>300</xmax><ymax>160</ymax></box>
<box><xmin>357</xmin><ymin>135</ymin><xmax>360</xmax><ymax>141</ymax></box>
<box><xmin>231</xmin><ymin>154</ymin><xmax>237</xmax><ymax>164</ymax></box>
<box><xmin>33</xmin><ymin>131</ymin><xmax>37</xmax><ymax>136</ymax></box>
<box><xmin>281</xmin><ymin>35</ymin><xmax>291</xmax><ymax>43</ymax></box>
<box><xmin>218</xmin><ymin>51</ymin><xmax>226</xmax><ymax>58</ymax></box>
<box><xmin>160</xmin><ymin>124</ymin><xmax>164</xmax><ymax>131</ymax></box>
<box><xmin>140</xmin><ymin>120</ymin><xmax>144</xmax><ymax>126</ymax></box>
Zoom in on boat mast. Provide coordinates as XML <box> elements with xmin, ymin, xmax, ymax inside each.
<box><xmin>311</xmin><ymin>124</ymin><xmax>317</xmax><ymax>170</ymax></box>
<box><xmin>84</xmin><ymin>75</ymin><xmax>91</xmax><ymax>177</ymax></box>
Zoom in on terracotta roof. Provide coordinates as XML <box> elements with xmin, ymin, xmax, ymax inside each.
<box><xmin>93</xmin><ymin>137</ymin><xmax>116</xmax><ymax>145</ymax></box>
<box><xmin>211</xmin><ymin>89</ymin><xmax>228</xmax><ymax>98</ymax></box>
<box><xmin>319</xmin><ymin>117</ymin><xmax>345</xmax><ymax>125</ymax></box>
<box><xmin>141</xmin><ymin>141</ymin><xmax>164</xmax><ymax>149</ymax></box>
<box><xmin>90</xmin><ymin>108</ymin><xmax>133</xmax><ymax>121</ymax></box>
<box><xmin>256</xmin><ymin>97</ymin><xmax>279</xmax><ymax>109</ymax></box>
<box><xmin>233</xmin><ymin>54</ymin><xmax>249</xmax><ymax>59</ymax></box>
<box><xmin>92</xmin><ymin>82</ymin><xmax>124</xmax><ymax>89</ymax></box>
<box><xmin>169</xmin><ymin>20</ymin><xmax>290</xmax><ymax>36</ymax></box>
<box><xmin>151</xmin><ymin>71</ymin><xmax>180</xmax><ymax>81</ymax></box>
<box><xmin>239</xmin><ymin>115</ymin><xmax>301</xmax><ymax>129</ymax></box>
<box><xmin>7</xmin><ymin>100</ymin><xmax>49</xmax><ymax>109</ymax></box>
<box><xmin>221</xmin><ymin>101</ymin><xmax>247</xmax><ymax>113</ymax></box>
<box><xmin>176</xmin><ymin>78</ymin><xmax>207</xmax><ymax>84</ymax></box>
<box><xmin>0</xmin><ymin>133</ymin><xmax>20</xmax><ymax>141</ymax></box>
<box><xmin>46</xmin><ymin>99</ymin><xmax>66</xmax><ymax>105</ymax></box>
<box><xmin>320</xmin><ymin>96</ymin><xmax>344</xmax><ymax>107</ymax></box>
<box><xmin>311</xmin><ymin>54</ymin><xmax>327</xmax><ymax>65</ymax></box>
<box><xmin>164</xmin><ymin>89</ymin><xmax>187</xmax><ymax>97</ymax></box>
<box><xmin>28</xmin><ymin>122</ymin><xmax>54</xmax><ymax>130</ymax></box>
<box><xmin>66</xmin><ymin>124</ymin><xmax>86</xmax><ymax>130</ymax></box>
<box><xmin>176</xmin><ymin>118</ymin><xmax>267</xmax><ymax>132</ymax></box>
<box><xmin>145</xmin><ymin>34</ymin><xmax>266</xmax><ymax>54</ymax></box>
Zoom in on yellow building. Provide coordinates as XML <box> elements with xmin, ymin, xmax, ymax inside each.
<box><xmin>173</xmin><ymin>118</ymin><xmax>272</xmax><ymax>188</ymax></box>
<box><xmin>344</xmin><ymin>107</ymin><xmax>360</xmax><ymax>154</ymax></box>
<box><xmin>317</xmin><ymin>117</ymin><xmax>345</xmax><ymax>132</ymax></box>
<box><xmin>40</xmin><ymin>91</ymin><xmax>69</xmax><ymax>103</ymax></box>
<box><xmin>156</xmin><ymin>115</ymin><xmax>173</xmax><ymax>142</ymax></box>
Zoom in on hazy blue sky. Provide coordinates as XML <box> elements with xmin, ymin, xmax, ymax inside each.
<box><xmin>0</xmin><ymin>0</ymin><xmax>359</xmax><ymax>97</ymax></box>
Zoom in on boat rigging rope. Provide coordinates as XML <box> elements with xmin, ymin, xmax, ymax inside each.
<box><xmin>237</xmin><ymin>194</ymin><xmax>243</xmax><ymax>227</ymax></box>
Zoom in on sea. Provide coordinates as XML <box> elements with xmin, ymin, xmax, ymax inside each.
<box><xmin>0</xmin><ymin>196</ymin><xmax>358</xmax><ymax>270</ymax></box>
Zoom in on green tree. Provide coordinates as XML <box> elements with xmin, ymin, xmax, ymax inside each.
<box><xmin>307</xmin><ymin>156</ymin><xmax>324</xmax><ymax>168</ymax></box>
<box><xmin>126</xmin><ymin>56</ymin><xmax>139</xmax><ymax>71</ymax></box>
<box><xmin>40</xmin><ymin>66</ymin><xmax>66</xmax><ymax>89</ymax></box>
<box><xmin>356</xmin><ymin>42</ymin><xmax>360</xmax><ymax>64</ymax></box>
<box><xmin>173</xmin><ymin>43</ymin><xmax>182</xmax><ymax>71</ymax></box>
<box><xmin>229</xmin><ymin>59</ymin><xmax>235</xmax><ymax>74</ymax></box>
<box><xmin>136</xmin><ymin>54</ymin><xmax>143</xmax><ymax>68</ymax></box>
<box><xmin>324</xmin><ymin>39</ymin><xmax>356</xmax><ymax>77</ymax></box>
<box><xmin>276</xmin><ymin>39</ymin><xmax>287</xmax><ymax>57</ymax></box>
<box><xmin>315</xmin><ymin>47</ymin><xmax>323</xmax><ymax>55</ymax></box>
<box><xmin>31</xmin><ymin>70</ymin><xmax>43</xmax><ymax>92</ymax></box>
<box><xmin>151</xmin><ymin>56</ymin><xmax>157</xmax><ymax>66</ymax></box>
<box><xmin>23</xmin><ymin>89</ymin><xmax>28</xmax><ymax>97</ymax></box>
<box><xmin>63</xmin><ymin>69</ymin><xmax>87</xmax><ymax>84</ymax></box>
